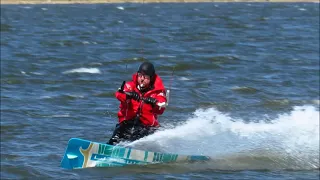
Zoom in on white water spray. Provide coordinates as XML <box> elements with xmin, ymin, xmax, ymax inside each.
<box><xmin>129</xmin><ymin>105</ymin><xmax>319</xmax><ymax>170</ymax></box>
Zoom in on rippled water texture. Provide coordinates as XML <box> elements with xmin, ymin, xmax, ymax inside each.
<box><xmin>1</xmin><ymin>2</ymin><xmax>319</xmax><ymax>179</ymax></box>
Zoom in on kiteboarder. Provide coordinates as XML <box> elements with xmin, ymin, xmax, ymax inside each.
<box><xmin>107</xmin><ymin>62</ymin><xmax>167</xmax><ymax>145</ymax></box>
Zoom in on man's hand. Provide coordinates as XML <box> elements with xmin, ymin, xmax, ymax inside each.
<box><xmin>126</xmin><ymin>91</ymin><xmax>140</xmax><ymax>101</ymax></box>
<box><xmin>144</xmin><ymin>97</ymin><xmax>157</xmax><ymax>105</ymax></box>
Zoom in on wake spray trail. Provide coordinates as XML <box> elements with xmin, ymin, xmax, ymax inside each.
<box><xmin>129</xmin><ymin>105</ymin><xmax>319</xmax><ymax>170</ymax></box>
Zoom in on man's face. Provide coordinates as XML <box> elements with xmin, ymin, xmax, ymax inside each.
<box><xmin>137</xmin><ymin>72</ymin><xmax>151</xmax><ymax>88</ymax></box>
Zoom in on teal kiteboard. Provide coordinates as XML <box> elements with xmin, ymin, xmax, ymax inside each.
<box><xmin>61</xmin><ymin>138</ymin><xmax>210</xmax><ymax>169</ymax></box>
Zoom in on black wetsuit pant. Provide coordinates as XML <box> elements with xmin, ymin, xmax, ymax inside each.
<box><xmin>107</xmin><ymin>118</ymin><xmax>157</xmax><ymax>145</ymax></box>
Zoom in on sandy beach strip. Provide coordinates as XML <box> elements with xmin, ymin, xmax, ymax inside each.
<box><xmin>1</xmin><ymin>0</ymin><xmax>318</xmax><ymax>4</ymax></box>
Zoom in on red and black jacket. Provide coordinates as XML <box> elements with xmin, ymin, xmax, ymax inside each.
<box><xmin>115</xmin><ymin>73</ymin><xmax>167</xmax><ymax>127</ymax></box>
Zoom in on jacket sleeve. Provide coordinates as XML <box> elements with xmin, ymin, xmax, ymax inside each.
<box><xmin>115</xmin><ymin>91</ymin><xmax>126</xmax><ymax>102</ymax></box>
<box><xmin>151</xmin><ymin>91</ymin><xmax>167</xmax><ymax>115</ymax></box>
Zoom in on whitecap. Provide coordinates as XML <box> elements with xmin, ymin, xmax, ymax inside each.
<box><xmin>30</xmin><ymin>72</ymin><xmax>44</xmax><ymax>75</ymax></box>
<box><xmin>50</xmin><ymin>114</ymin><xmax>70</xmax><ymax>118</ymax></box>
<box><xmin>67</xmin><ymin>94</ymin><xmax>85</xmax><ymax>98</ymax></box>
<box><xmin>159</xmin><ymin>54</ymin><xmax>176</xmax><ymax>58</ymax></box>
<box><xmin>117</xmin><ymin>6</ymin><xmax>124</xmax><ymax>10</ymax></box>
<box><xmin>179</xmin><ymin>77</ymin><xmax>190</xmax><ymax>81</ymax></box>
<box><xmin>63</xmin><ymin>68</ymin><xmax>101</xmax><ymax>74</ymax></box>
<box><xmin>20</xmin><ymin>6</ymin><xmax>32</xmax><ymax>9</ymax></box>
<box><xmin>40</xmin><ymin>96</ymin><xmax>52</xmax><ymax>99</ymax></box>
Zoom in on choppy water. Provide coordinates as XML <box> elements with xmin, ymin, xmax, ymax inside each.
<box><xmin>1</xmin><ymin>2</ymin><xmax>319</xmax><ymax>179</ymax></box>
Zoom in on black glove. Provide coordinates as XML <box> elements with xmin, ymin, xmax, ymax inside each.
<box><xmin>126</xmin><ymin>91</ymin><xmax>140</xmax><ymax>101</ymax></box>
<box><xmin>144</xmin><ymin>97</ymin><xmax>157</xmax><ymax>105</ymax></box>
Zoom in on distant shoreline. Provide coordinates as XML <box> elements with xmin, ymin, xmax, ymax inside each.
<box><xmin>1</xmin><ymin>0</ymin><xmax>318</xmax><ymax>4</ymax></box>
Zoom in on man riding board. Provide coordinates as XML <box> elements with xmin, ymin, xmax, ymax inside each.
<box><xmin>107</xmin><ymin>62</ymin><xmax>167</xmax><ymax>145</ymax></box>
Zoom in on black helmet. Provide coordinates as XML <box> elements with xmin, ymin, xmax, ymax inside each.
<box><xmin>138</xmin><ymin>62</ymin><xmax>155</xmax><ymax>77</ymax></box>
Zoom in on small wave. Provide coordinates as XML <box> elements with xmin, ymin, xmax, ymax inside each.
<box><xmin>66</xmin><ymin>94</ymin><xmax>85</xmax><ymax>98</ymax></box>
<box><xmin>94</xmin><ymin>92</ymin><xmax>114</xmax><ymax>98</ymax></box>
<box><xmin>159</xmin><ymin>54</ymin><xmax>176</xmax><ymax>58</ymax></box>
<box><xmin>41</xmin><ymin>94</ymin><xmax>84</xmax><ymax>100</ymax></box>
<box><xmin>297</xmin><ymin>100</ymin><xmax>320</xmax><ymax>106</ymax></box>
<box><xmin>2</xmin><ymin>79</ymin><xmax>24</xmax><ymax>85</ymax></box>
<box><xmin>208</xmin><ymin>55</ymin><xmax>240</xmax><ymax>65</ymax></box>
<box><xmin>20</xmin><ymin>6</ymin><xmax>32</xmax><ymax>9</ymax></box>
<box><xmin>262</xmin><ymin>99</ymin><xmax>291</xmax><ymax>108</ymax></box>
<box><xmin>81</xmin><ymin>41</ymin><xmax>97</xmax><ymax>45</ymax></box>
<box><xmin>117</xmin><ymin>6</ymin><xmax>124</xmax><ymax>10</ymax></box>
<box><xmin>89</xmin><ymin>62</ymin><xmax>102</xmax><ymax>66</ymax></box>
<box><xmin>14</xmin><ymin>53</ymin><xmax>34</xmax><ymax>58</ymax></box>
<box><xmin>298</xmin><ymin>8</ymin><xmax>307</xmax><ymax>11</ymax></box>
<box><xmin>1</xmin><ymin>23</ymin><xmax>13</xmax><ymax>32</ymax></box>
<box><xmin>179</xmin><ymin>77</ymin><xmax>190</xmax><ymax>81</ymax></box>
<box><xmin>59</xmin><ymin>94</ymin><xmax>85</xmax><ymax>100</ymax></box>
<box><xmin>311</xmin><ymin>99</ymin><xmax>319</xmax><ymax>105</ymax></box>
<box><xmin>62</xmin><ymin>68</ymin><xmax>101</xmax><ymax>74</ymax></box>
<box><xmin>30</xmin><ymin>72</ymin><xmax>44</xmax><ymax>76</ymax></box>
<box><xmin>231</xmin><ymin>86</ymin><xmax>258</xmax><ymax>94</ymax></box>
<box><xmin>1</xmin><ymin>153</ymin><xmax>20</xmax><ymax>161</ymax></box>
<box><xmin>39</xmin><ymin>96</ymin><xmax>53</xmax><ymax>99</ymax></box>
<box><xmin>1</xmin><ymin>124</ymin><xmax>30</xmax><ymax>132</ymax></box>
<box><xmin>49</xmin><ymin>114</ymin><xmax>70</xmax><ymax>118</ymax></box>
